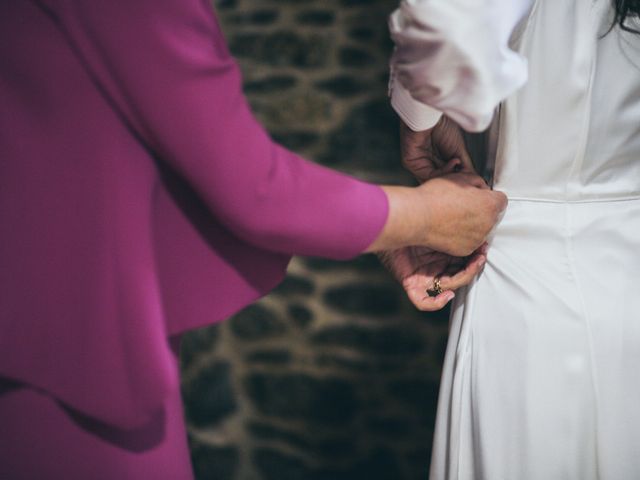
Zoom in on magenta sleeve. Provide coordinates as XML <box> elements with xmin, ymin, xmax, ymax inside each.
<box><xmin>52</xmin><ymin>0</ymin><xmax>389</xmax><ymax>259</ymax></box>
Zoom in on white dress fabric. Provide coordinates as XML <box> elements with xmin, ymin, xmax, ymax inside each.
<box><xmin>431</xmin><ymin>1</ymin><xmax>640</xmax><ymax>479</ymax></box>
<box><xmin>388</xmin><ymin>0</ymin><xmax>533</xmax><ymax>132</ymax></box>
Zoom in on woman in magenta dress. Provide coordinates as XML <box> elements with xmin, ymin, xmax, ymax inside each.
<box><xmin>0</xmin><ymin>1</ymin><xmax>506</xmax><ymax>477</ymax></box>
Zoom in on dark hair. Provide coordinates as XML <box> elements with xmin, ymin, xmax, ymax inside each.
<box><xmin>614</xmin><ymin>0</ymin><xmax>640</xmax><ymax>33</ymax></box>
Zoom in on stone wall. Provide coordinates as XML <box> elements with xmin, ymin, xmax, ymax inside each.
<box><xmin>180</xmin><ymin>1</ymin><xmax>451</xmax><ymax>479</ymax></box>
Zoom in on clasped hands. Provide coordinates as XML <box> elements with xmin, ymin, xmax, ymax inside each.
<box><xmin>379</xmin><ymin>117</ymin><xmax>507</xmax><ymax>311</ymax></box>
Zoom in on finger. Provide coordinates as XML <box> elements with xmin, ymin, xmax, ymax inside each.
<box><xmin>490</xmin><ymin>190</ymin><xmax>509</xmax><ymax>213</ymax></box>
<box><xmin>407</xmin><ymin>288</ymin><xmax>456</xmax><ymax>312</ymax></box>
<box><xmin>465</xmin><ymin>173</ymin><xmax>490</xmax><ymax>189</ymax></box>
<box><xmin>459</xmin><ymin>155</ymin><xmax>476</xmax><ymax>173</ymax></box>
<box><xmin>439</xmin><ymin>253</ymin><xmax>487</xmax><ymax>291</ymax></box>
<box><xmin>448</xmin><ymin>172</ymin><xmax>489</xmax><ymax>189</ymax></box>
<box><xmin>434</xmin><ymin>158</ymin><xmax>464</xmax><ymax>177</ymax></box>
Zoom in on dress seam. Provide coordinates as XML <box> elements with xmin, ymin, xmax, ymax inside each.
<box><xmin>564</xmin><ymin>205</ymin><xmax>602</xmax><ymax>478</ymax></box>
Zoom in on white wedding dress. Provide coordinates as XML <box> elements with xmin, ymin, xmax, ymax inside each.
<box><xmin>430</xmin><ymin>1</ymin><xmax>640</xmax><ymax>479</ymax></box>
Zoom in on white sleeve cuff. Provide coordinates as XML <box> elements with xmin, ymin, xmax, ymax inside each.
<box><xmin>390</xmin><ymin>79</ymin><xmax>442</xmax><ymax>131</ymax></box>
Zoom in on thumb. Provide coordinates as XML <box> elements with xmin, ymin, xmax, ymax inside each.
<box><xmin>490</xmin><ymin>190</ymin><xmax>508</xmax><ymax>213</ymax></box>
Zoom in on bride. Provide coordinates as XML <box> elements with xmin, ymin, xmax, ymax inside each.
<box><xmin>387</xmin><ymin>0</ymin><xmax>640</xmax><ymax>478</ymax></box>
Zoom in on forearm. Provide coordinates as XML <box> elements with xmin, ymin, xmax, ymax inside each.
<box><xmin>365</xmin><ymin>186</ymin><xmax>424</xmax><ymax>252</ymax></box>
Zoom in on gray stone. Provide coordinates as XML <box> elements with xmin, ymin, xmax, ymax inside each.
<box><xmin>244</xmin><ymin>373</ymin><xmax>358</xmax><ymax>425</ymax></box>
<box><xmin>348</xmin><ymin>448</ymin><xmax>403</xmax><ymax>480</ymax></box>
<box><xmin>253</xmin><ymin>448</ymin><xmax>312</xmax><ymax>480</ymax></box>
<box><xmin>214</xmin><ymin>0</ymin><xmax>236</xmax><ymax>9</ymax></box>
<box><xmin>180</xmin><ymin>325</ymin><xmax>219</xmax><ymax>370</ymax></box>
<box><xmin>304</xmin><ymin>253</ymin><xmax>384</xmax><ymax>273</ymax></box>
<box><xmin>246</xmin><ymin>349</ymin><xmax>292</xmax><ymax>365</ymax></box>
<box><xmin>268</xmin><ymin>32</ymin><xmax>330</xmax><ymax>68</ymax></box>
<box><xmin>287</xmin><ymin>303</ymin><xmax>314</xmax><ymax>327</ymax></box>
<box><xmin>229</xmin><ymin>304</ymin><xmax>287</xmax><ymax>341</ymax></box>
<box><xmin>348</xmin><ymin>26</ymin><xmax>376</xmax><ymax>42</ymax></box>
<box><xmin>271</xmin><ymin>131</ymin><xmax>320</xmax><ymax>151</ymax></box>
<box><xmin>230</xmin><ymin>31</ymin><xmax>330</xmax><ymax>68</ymax></box>
<box><xmin>319</xmin><ymin>100</ymin><xmax>402</xmax><ymax>171</ymax></box>
<box><xmin>311</xmin><ymin>325</ymin><xmax>424</xmax><ymax>356</ymax></box>
<box><xmin>190</xmin><ymin>440</ymin><xmax>239</xmax><ymax>480</ymax></box>
<box><xmin>406</xmin><ymin>449</ymin><xmax>432</xmax><ymax>480</ymax></box>
<box><xmin>315</xmin><ymin>353</ymin><xmax>412</xmax><ymax>374</ymax></box>
<box><xmin>365</xmin><ymin>415</ymin><xmax>412</xmax><ymax>437</ymax></box>
<box><xmin>340</xmin><ymin>0</ymin><xmax>380</xmax><ymax>6</ymax></box>
<box><xmin>260</xmin><ymin>92</ymin><xmax>333</xmax><ymax>127</ymax></box>
<box><xmin>387</xmin><ymin>378</ymin><xmax>439</xmax><ymax>414</ymax></box>
<box><xmin>315</xmin><ymin>353</ymin><xmax>375</xmax><ymax>374</ymax></box>
<box><xmin>296</xmin><ymin>10</ymin><xmax>335</xmax><ymax>26</ymax></box>
<box><xmin>244</xmin><ymin>75</ymin><xmax>297</xmax><ymax>94</ymax></box>
<box><xmin>227</xmin><ymin>32</ymin><xmax>262</xmax><ymax>58</ymax></box>
<box><xmin>248</xmin><ymin>421</ymin><xmax>308</xmax><ymax>447</ymax></box>
<box><xmin>183</xmin><ymin>362</ymin><xmax>237</xmax><ymax>427</ymax></box>
<box><xmin>339</xmin><ymin>46</ymin><xmax>376</xmax><ymax>67</ymax></box>
<box><xmin>248</xmin><ymin>421</ymin><xmax>356</xmax><ymax>458</ymax></box>
<box><xmin>313</xmin><ymin>448</ymin><xmax>403</xmax><ymax>480</ymax></box>
<box><xmin>316</xmin><ymin>75</ymin><xmax>370</xmax><ymax>97</ymax></box>
<box><xmin>254</xmin><ymin>447</ymin><xmax>403</xmax><ymax>480</ymax></box>
<box><xmin>228</xmin><ymin>9</ymin><xmax>279</xmax><ymax>26</ymax></box>
<box><xmin>272</xmin><ymin>274</ymin><xmax>315</xmax><ymax>297</ymax></box>
<box><xmin>324</xmin><ymin>283</ymin><xmax>400</xmax><ymax>316</ymax></box>
<box><xmin>268</xmin><ymin>0</ymin><xmax>315</xmax><ymax>3</ymax></box>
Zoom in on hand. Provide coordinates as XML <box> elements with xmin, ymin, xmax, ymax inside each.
<box><xmin>379</xmin><ymin>244</ymin><xmax>488</xmax><ymax>311</ymax></box>
<box><xmin>400</xmin><ymin>117</ymin><xmax>475</xmax><ymax>181</ymax></box>
<box><xmin>376</xmin><ymin>164</ymin><xmax>499</xmax><ymax>311</ymax></box>
<box><xmin>373</xmin><ymin>119</ymin><xmax>500</xmax><ymax>311</ymax></box>
<box><xmin>369</xmin><ymin>167</ymin><xmax>506</xmax><ymax>256</ymax></box>
<box><xmin>416</xmin><ymin>167</ymin><xmax>505</xmax><ymax>256</ymax></box>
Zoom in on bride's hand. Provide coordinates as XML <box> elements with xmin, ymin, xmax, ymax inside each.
<box><xmin>400</xmin><ymin>116</ymin><xmax>475</xmax><ymax>181</ymax></box>
<box><xmin>379</xmin><ymin>243</ymin><xmax>488</xmax><ymax>311</ymax></box>
<box><xmin>380</xmin><ymin>120</ymin><xmax>491</xmax><ymax>311</ymax></box>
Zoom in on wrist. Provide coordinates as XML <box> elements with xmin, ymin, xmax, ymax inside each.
<box><xmin>365</xmin><ymin>185</ymin><xmax>424</xmax><ymax>252</ymax></box>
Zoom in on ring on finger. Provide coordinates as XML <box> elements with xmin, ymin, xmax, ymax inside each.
<box><xmin>426</xmin><ymin>277</ymin><xmax>443</xmax><ymax>297</ymax></box>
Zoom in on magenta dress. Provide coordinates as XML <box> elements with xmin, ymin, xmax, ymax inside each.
<box><xmin>0</xmin><ymin>1</ymin><xmax>388</xmax><ymax>477</ymax></box>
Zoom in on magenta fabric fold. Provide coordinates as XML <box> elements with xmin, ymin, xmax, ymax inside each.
<box><xmin>0</xmin><ymin>0</ymin><xmax>388</xmax><ymax>429</ymax></box>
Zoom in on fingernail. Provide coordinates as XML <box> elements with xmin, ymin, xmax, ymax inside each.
<box><xmin>446</xmin><ymin>292</ymin><xmax>455</xmax><ymax>302</ymax></box>
<box><xmin>479</xmin><ymin>258</ymin><xmax>486</xmax><ymax>267</ymax></box>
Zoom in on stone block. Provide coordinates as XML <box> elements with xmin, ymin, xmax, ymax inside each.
<box><xmin>183</xmin><ymin>362</ymin><xmax>237</xmax><ymax>427</ymax></box>
<box><xmin>287</xmin><ymin>303</ymin><xmax>314</xmax><ymax>327</ymax></box>
<box><xmin>246</xmin><ymin>349</ymin><xmax>293</xmax><ymax>365</ymax></box>
<box><xmin>244</xmin><ymin>372</ymin><xmax>358</xmax><ymax>425</ymax></box>
<box><xmin>311</xmin><ymin>325</ymin><xmax>424</xmax><ymax>356</ymax></box>
<box><xmin>296</xmin><ymin>9</ymin><xmax>335</xmax><ymax>26</ymax></box>
<box><xmin>272</xmin><ymin>274</ymin><xmax>315</xmax><ymax>297</ymax></box>
<box><xmin>323</xmin><ymin>283</ymin><xmax>400</xmax><ymax>316</ymax></box>
<box><xmin>190</xmin><ymin>440</ymin><xmax>239</xmax><ymax>480</ymax></box>
<box><xmin>229</xmin><ymin>304</ymin><xmax>287</xmax><ymax>341</ymax></box>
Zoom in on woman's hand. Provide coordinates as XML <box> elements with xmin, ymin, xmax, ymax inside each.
<box><xmin>400</xmin><ymin>114</ymin><xmax>475</xmax><ymax>181</ymax></box>
<box><xmin>372</xmin><ymin>118</ymin><xmax>503</xmax><ymax>310</ymax></box>
<box><xmin>379</xmin><ymin>244</ymin><xmax>488</xmax><ymax>311</ymax></box>
<box><xmin>368</xmin><ymin>160</ymin><xmax>506</xmax><ymax>256</ymax></box>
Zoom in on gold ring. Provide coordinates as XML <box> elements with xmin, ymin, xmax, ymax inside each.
<box><xmin>427</xmin><ymin>277</ymin><xmax>443</xmax><ymax>297</ymax></box>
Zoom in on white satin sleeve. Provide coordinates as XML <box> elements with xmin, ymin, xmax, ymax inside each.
<box><xmin>389</xmin><ymin>0</ymin><xmax>533</xmax><ymax>132</ymax></box>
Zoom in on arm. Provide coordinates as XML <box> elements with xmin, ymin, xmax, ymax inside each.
<box><xmin>47</xmin><ymin>0</ymin><xmax>505</xmax><ymax>262</ymax></box>
<box><xmin>389</xmin><ymin>0</ymin><xmax>533</xmax><ymax>132</ymax></box>
<box><xmin>47</xmin><ymin>0</ymin><xmax>387</xmax><ymax>260</ymax></box>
